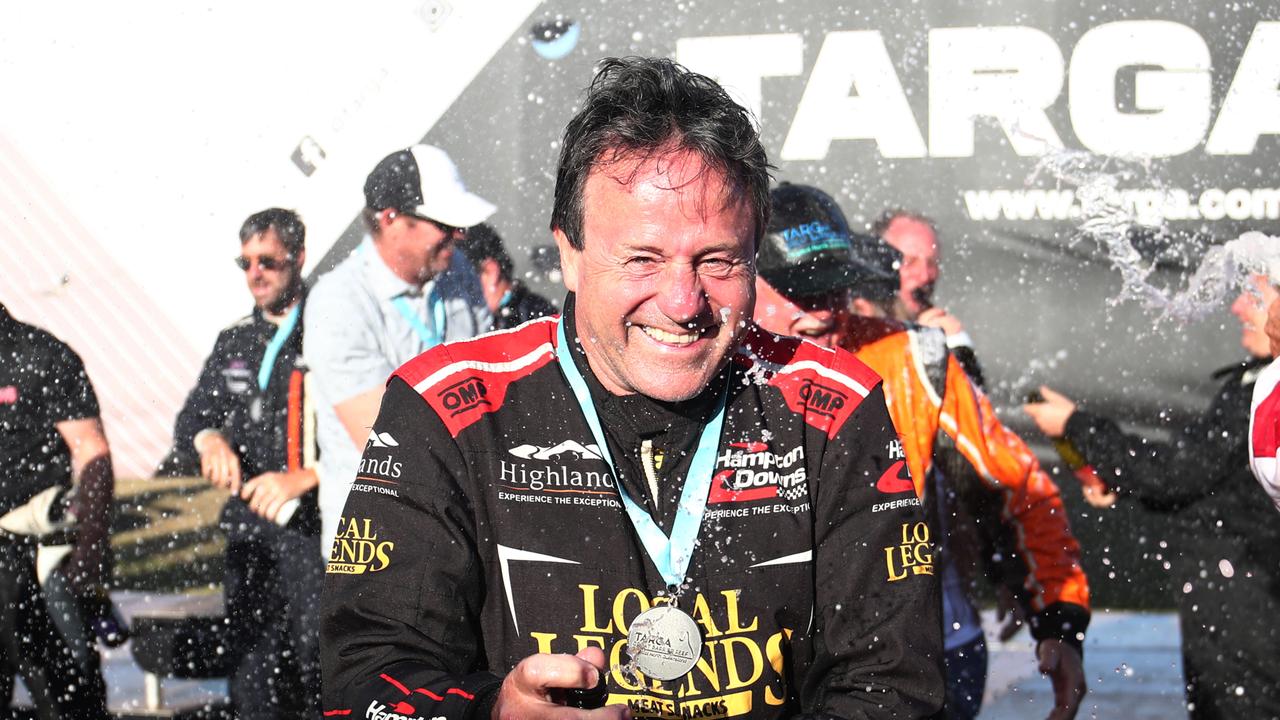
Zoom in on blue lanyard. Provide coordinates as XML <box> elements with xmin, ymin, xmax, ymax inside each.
<box><xmin>392</xmin><ymin>290</ymin><xmax>446</xmax><ymax>348</ymax></box>
<box><xmin>258</xmin><ymin>305</ymin><xmax>300</xmax><ymax>391</ymax></box>
<box><xmin>555</xmin><ymin>318</ymin><xmax>728</xmax><ymax>589</ymax></box>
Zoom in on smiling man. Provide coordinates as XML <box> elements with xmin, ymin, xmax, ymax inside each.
<box><xmin>321</xmin><ymin>58</ymin><xmax>943</xmax><ymax>720</ymax></box>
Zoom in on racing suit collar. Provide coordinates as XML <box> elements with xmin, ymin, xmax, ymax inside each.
<box><xmin>561</xmin><ymin>293</ymin><xmax>728</xmax><ymax>438</ymax></box>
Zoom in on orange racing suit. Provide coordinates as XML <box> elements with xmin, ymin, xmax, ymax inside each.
<box><xmin>838</xmin><ymin>315</ymin><xmax>1090</xmax><ymax>648</ymax></box>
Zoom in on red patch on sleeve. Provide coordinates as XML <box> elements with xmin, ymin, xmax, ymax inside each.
<box><xmin>393</xmin><ymin>319</ymin><xmax>558</xmax><ymax>437</ymax></box>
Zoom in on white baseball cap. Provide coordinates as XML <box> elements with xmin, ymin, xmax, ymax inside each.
<box><xmin>363</xmin><ymin>144</ymin><xmax>496</xmax><ymax>227</ymax></box>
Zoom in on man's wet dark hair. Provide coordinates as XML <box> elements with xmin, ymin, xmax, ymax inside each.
<box><xmin>550</xmin><ymin>56</ymin><xmax>772</xmax><ymax>250</ymax></box>
<box><xmin>457</xmin><ymin>223</ymin><xmax>514</xmax><ymax>282</ymax></box>
<box><xmin>240</xmin><ymin>207</ymin><xmax>305</xmax><ymax>256</ymax></box>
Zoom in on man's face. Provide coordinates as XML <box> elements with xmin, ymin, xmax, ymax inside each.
<box><xmin>1230</xmin><ymin>273</ymin><xmax>1279</xmax><ymax>359</ymax></box>
<box><xmin>752</xmin><ymin>278</ymin><xmax>846</xmax><ymax>349</ymax></box>
<box><xmin>556</xmin><ymin>150</ymin><xmax>757</xmax><ymax>402</ymax></box>
<box><xmin>382</xmin><ymin>211</ymin><xmax>460</xmax><ymax>285</ymax></box>
<box><xmin>881</xmin><ymin>216</ymin><xmax>939</xmax><ymax>319</ymax></box>
<box><xmin>240</xmin><ymin>228</ymin><xmax>303</xmax><ymax>314</ymax></box>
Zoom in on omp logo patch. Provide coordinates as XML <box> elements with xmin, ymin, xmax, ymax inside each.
<box><xmin>798</xmin><ymin>379</ymin><xmax>847</xmax><ymax>418</ymax></box>
<box><xmin>436</xmin><ymin>376</ymin><xmax>489</xmax><ymax>417</ymax></box>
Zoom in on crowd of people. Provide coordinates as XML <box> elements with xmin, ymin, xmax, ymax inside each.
<box><xmin>2</xmin><ymin>55</ymin><xmax>1279</xmax><ymax>720</ymax></box>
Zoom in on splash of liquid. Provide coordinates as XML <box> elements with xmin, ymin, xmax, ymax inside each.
<box><xmin>1031</xmin><ymin>149</ymin><xmax>1280</xmax><ymax>322</ymax></box>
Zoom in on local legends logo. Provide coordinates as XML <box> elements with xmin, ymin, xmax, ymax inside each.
<box><xmin>436</xmin><ymin>375</ymin><xmax>489</xmax><ymax>417</ymax></box>
<box><xmin>709</xmin><ymin>441</ymin><xmax>807</xmax><ymax>504</ymax></box>
<box><xmin>526</xmin><ymin>584</ymin><xmax>791</xmax><ymax>718</ymax></box>
<box><xmin>327</xmin><ymin>517</ymin><xmax>395</xmax><ymax>575</ymax></box>
<box><xmin>885</xmin><ymin>521</ymin><xmax>934</xmax><ymax>582</ymax></box>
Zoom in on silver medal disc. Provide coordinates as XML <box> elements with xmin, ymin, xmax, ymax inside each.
<box><xmin>249</xmin><ymin>397</ymin><xmax>264</xmax><ymax>423</ymax></box>
<box><xmin>627</xmin><ymin>605</ymin><xmax>702</xmax><ymax>681</ymax></box>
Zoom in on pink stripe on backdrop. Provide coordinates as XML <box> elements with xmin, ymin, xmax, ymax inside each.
<box><xmin>0</xmin><ymin>132</ymin><xmax>203</xmax><ymax>478</ymax></box>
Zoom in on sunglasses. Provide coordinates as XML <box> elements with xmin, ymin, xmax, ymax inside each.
<box><xmin>234</xmin><ymin>254</ymin><xmax>292</xmax><ymax>271</ymax></box>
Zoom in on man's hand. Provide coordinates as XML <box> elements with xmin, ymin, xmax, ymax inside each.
<box><xmin>492</xmin><ymin>648</ymin><xmax>629</xmax><ymax>720</ymax></box>
<box><xmin>1267</xmin><ymin>293</ymin><xmax>1280</xmax><ymax>358</ymax></box>
<box><xmin>916</xmin><ymin>306</ymin><xmax>965</xmax><ymax>337</ymax></box>
<box><xmin>1023</xmin><ymin>386</ymin><xmax>1077</xmax><ymax>439</ymax></box>
<box><xmin>241</xmin><ymin>469</ymin><xmax>318</xmax><ymax>521</ymax></box>
<box><xmin>1081</xmin><ymin>482</ymin><xmax>1118</xmax><ymax>509</ymax></box>
<box><xmin>196</xmin><ymin>431</ymin><xmax>243</xmax><ymax>494</ymax></box>
<box><xmin>1038</xmin><ymin>639</ymin><xmax>1086</xmax><ymax>720</ymax></box>
<box><xmin>995</xmin><ymin>586</ymin><xmax>1027</xmax><ymax>642</ymax></box>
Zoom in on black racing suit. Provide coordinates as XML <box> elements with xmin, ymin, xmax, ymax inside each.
<box><xmin>0</xmin><ymin>306</ymin><xmax>109</xmax><ymax>720</ymax></box>
<box><xmin>1064</xmin><ymin>359</ymin><xmax>1280</xmax><ymax>719</ymax></box>
<box><xmin>321</xmin><ymin>305</ymin><xmax>944</xmax><ymax>720</ymax></box>
<box><xmin>170</xmin><ymin>300</ymin><xmax>322</xmax><ymax>719</ymax></box>
<box><xmin>492</xmin><ymin>281</ymin><xmax>558</xmax><ymax>330</ymax></box>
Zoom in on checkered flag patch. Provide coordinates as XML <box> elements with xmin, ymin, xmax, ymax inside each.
<box><xmin>779</xmin><ymin>485</ymin><xmax>808</xmax><ymax>501</ymax></box>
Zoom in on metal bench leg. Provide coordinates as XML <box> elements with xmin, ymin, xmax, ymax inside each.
<box><xmin>143</xmin><ymin>671</ymin><xmax>164</xmax><ymax>710</ymax></box>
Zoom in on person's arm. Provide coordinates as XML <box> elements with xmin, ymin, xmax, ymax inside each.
<box><xmin>916</xmin><ymin>308</ymin><xmax>985</xmax><ymax>389</ymax></box>
<box><xmin>1029</xmin><ymin>385</ymin><xmax>1233</xmax><ymax>508</ymax></box>
<box><xmin>240</xmin><ymin>468</ymin><xmax>318</xmax><ymax>521</ymax></box>
<box><xmin>804</xmin><ymin>379</ymin><xmax>945</xmax><ymax>718</ymax></box>
<box><xmin>336</xmin><ymin>386</ymin><xmax>385</xmax><ymax>448</ymax></box>
<box><xmin>56</xmin><ymin>417</ymin><xmax>113</xmax><ymax>590</ymax></box>
<box><xmin>321</xmin><ymin>377</ymin><xmax>620</xmax><ymax>720</ymax></box>
<box><xmin>938</xmin><ymin>359</ymin><xmax>1087</xmax><ymax>718</ymax></box>
<box><xmin>303</xmin><ymin>283</ymin><xmax>395</xmax><ymax>451</ymax></box>
<box><xmin>174</xmin><ymin>334</ymin><xmax>244</xmax><ymax>489</ymax></box>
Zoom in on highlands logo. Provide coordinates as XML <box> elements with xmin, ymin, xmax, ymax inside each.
<box><xmin>709</xmin><ymin>442</ymin><xmax>808</xmax><ymax>503</ymax></box>
<box><xmin>509</xmin><ymin>441</ymin><xmax>602</xmax><ymax>461</ymax></box>
<box><xmin>366</xmin><ymin>431</ymin><xmax>399</xmax><ymax>449</ymax></box>
<box><xmin>499</xmin><ymin>440</ymin><xmax>615</xmax><ymax>498</ymax></box>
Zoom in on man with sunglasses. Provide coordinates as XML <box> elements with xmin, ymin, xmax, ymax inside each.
<box><xmin>170</xmin><ymin>207</ymin><xmax>323</xmax><ymax>719</ymax></box>
<box><xmin>304</xmin><ymin>144</ymin><xmax>494</xmax><ymax>555</ymax></box>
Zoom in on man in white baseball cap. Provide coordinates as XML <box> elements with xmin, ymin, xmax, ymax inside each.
<box><xmin>304</xmin><ymin>144</ymin><xmax>496</xmax><ymax>553</ymax></box>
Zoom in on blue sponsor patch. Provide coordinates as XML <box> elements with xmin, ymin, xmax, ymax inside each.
<box><xmin>780</xmin><ymin>222</ymin><xmax>849</xmax><ymax>259</ymax></box>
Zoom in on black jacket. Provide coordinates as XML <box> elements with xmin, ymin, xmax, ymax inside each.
<box><xmin>171</xmin><ymin>299</ymin><xmax>318</xmax><ymax>536</ymax></box>
<box><xmin>493</xmin><ymin>282</ymin><xmax>558</xmax><ymax>330</ymax></box>
<box><xmin>321</xmin><ymin>311</ymin><xmax>944</xmax><ymax>720</ymax></box>
<box><xmin>1064</xmin><ymin>358</ymin><xmax>1280</xmax><ymax>556</ymax></box>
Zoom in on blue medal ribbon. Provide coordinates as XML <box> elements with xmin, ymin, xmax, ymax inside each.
<box><xmin>392</xmin><ymin>289</ymin><xmax>447</xmax><ymax>348</ymax></box>
<box><xmin>555</xmin><ymin>318</ymin><xmax>727</xmax><ymax>589</ymax></box>
<box><xmin>258</xmin><ymin>304</ymin><xmax>300</xmax><ymax>392</ymax></box>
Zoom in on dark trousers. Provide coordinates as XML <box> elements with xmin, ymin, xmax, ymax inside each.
<box><xmin>0</xmin><ymin>537</ymin><xmax>107</xmax><ymax>720</ymax></box>
<box><xmin>941</xmin><ymin>634</ymin><xmax>987</xmax><ymax>720</ymax></box>
<box><xmin>1173</xmin><ymin>539</ymin><xmax>1280</xmax><ymax>720</ymax></box>
<box><xmin>223</xmin><ymin>527</ymin><xmax>323</xmax><ymax>720</ymax></box>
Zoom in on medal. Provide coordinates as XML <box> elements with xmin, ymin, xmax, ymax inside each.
<box><xmin>628</xmin><ymin>605</ymin><xmax>703</xmax><ymax>681</ymax></box>
<box><xmin>249</xmin><ymin>396</ymin><xmax>264</xmax><ymax>422</ymax></box>
<box><xmin>556</xmin><ymin>317</ymin><xmax>728</xmax><ymax>681</ymax></box>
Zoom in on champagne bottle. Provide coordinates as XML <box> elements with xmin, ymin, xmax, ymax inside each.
<box><xmin>1026</xmin><ymin>391</ymin><xmax>1110</xmax><ymax>496</ymax></box>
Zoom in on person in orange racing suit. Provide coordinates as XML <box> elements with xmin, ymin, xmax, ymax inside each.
<box><xmin>753</xmin><ymin>183</ymin><xmax>1090</xmax><ymax>720</ymax></box>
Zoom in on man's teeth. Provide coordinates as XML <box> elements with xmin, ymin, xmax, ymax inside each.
<box><xmin>642</xmin><ymin>326</ymin><xmax>701</xmax><ymax>345</ymax></box>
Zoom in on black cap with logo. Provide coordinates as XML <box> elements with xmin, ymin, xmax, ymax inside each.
<box><xmin>758</xmin><ymin>183</ymin><xmax>900</xmax><ymax>300</ymax></box>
